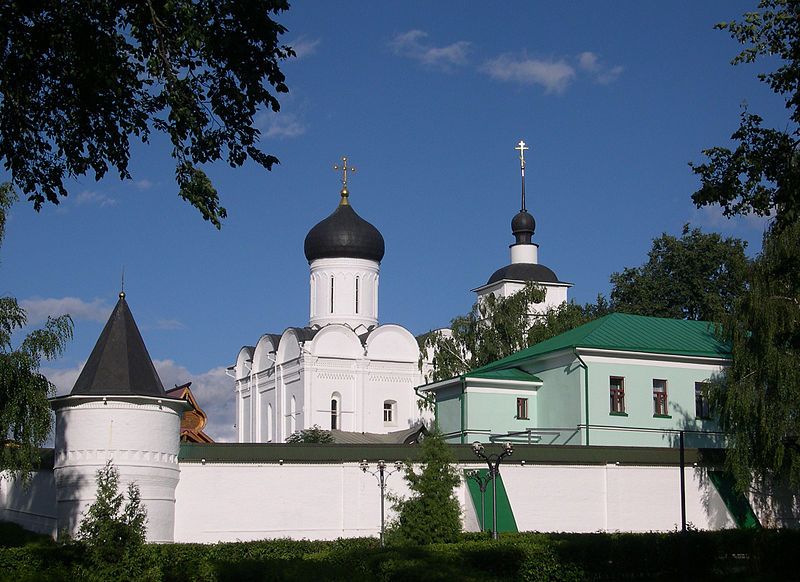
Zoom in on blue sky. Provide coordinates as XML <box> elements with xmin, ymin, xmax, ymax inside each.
<box><xmin>1</xmin><ymin>1</ymin><xmax>784</xmax><ymax>440</ymax></box>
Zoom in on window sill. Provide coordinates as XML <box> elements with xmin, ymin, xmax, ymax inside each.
<box><xmin>609</xmin><ymin>411</ymin><xmax>628</xmax><ymax>417</ymax></box>
<box><xmin>515</xmin><ymin>416</ymin><xmax>530</xmax><ymax>421</ymax></box>
<box><xmin>653</xmin><ymin>414</ymin><xmax>672</xmax><ymax>419</ymax></box>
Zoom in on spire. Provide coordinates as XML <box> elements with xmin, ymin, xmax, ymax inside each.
<box><xmin>70</xmin><ymin>293</ymin><xmax>166</xmax><ymax>397</ymax></box>
<box><xmin>511</xmin><ymin>139</ymin><xmax>535</xmax><ymax>246</ymax></box>
<box><xmin>333</xmin><ymin>156</ymin><xmax>356</xmax><ymax>206</ymax></box>
<box><xmin>515</xmin><ymin>140</ymin><xmax>529</xmax><ymax>212</ymax></box>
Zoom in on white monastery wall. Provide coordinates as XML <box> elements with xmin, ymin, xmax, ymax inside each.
<box><xmin>0</xmin><ymin>469</ymin><xmax>57</xmax><ymax>536</ymax></box>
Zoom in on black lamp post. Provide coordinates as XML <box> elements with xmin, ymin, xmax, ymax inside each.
<box><xmin>465</xmin><ymin>469</ymin><xmax>493</xmax><ymax>532</ymax></box>
<box><xmin>360</xmin><ymin>459</ymin><xmax>403</xmax><ymax>547</ymax></box>
<box><xmin>472</xmin><ymin>441</ymin><xmax>513</xmax><ymax>540</ymax></box>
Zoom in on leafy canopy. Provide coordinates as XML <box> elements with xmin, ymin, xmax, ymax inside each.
<box><xmin>690</xmin><ymin>0</ymin><xmax>800</xmax><ymax>228</ymax></box>
<box><xmin>285</xmin><ymin>424</ymin><xmax>334</xmax><ymax>443</ymax></box>
<box><xmin>78</xmin><ymin>461</ymin><xmax>147</xmax><ymax>563</ymax></box>
<box><xmin>0</xmin><ymin>184</ymin><xmax>72</xmax><ymax>473</ymax></box>
<box><xmin>421</xmin><ymin>284</ymin><xmax>610</xmax><ymax>383</ymax></box>
<box><xmin>0</xmin><ymin>0</ymin><xmax>295</xmax><ymax>228</ymax></box>
<box><xmin>691</xmin><ymin>0</ymin><xmax>800</xmax><ymax>490</ymax></box>
<box><xmin>389</xmin><ymin>430</ymin><xmax>462</xmax><ymax>545</ymax></box>
<box><xmin>610</xmin><ymin>225</ymin><xmax>750</xmax><ymax>322</ymax></box>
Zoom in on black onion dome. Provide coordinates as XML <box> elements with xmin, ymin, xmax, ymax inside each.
<box><xmin>511</xmin><ymin>210</ymin><xmax>535</xmax><ymax>244</ymax></box>
<box><xmin>486</xmin><ymin>262</ymin><xmax>561</xmax><ymax>285</ymax></box>
<box><xmin>304</xmin><ymin>202</ymin><xmax>385</xmax><ymax>263</ymax></box>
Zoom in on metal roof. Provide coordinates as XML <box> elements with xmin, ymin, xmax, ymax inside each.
<box><xmin>467</xmin><ymin>368</ymin><xmax>542</xmax><ymax>383</ymax></box>
<box><xmin>70</xmin><ymin>293</ymin><xmax>166</xmax><ymax>397</ymax></box>
<box><xmin>473</xmin><ymin>313</ymin><xmax>731</xmax><ymax>374</ymax></box>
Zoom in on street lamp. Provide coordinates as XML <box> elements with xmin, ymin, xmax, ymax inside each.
<box><xmin>472</xmin><ymin>441</ymin><xmax>514</xmax><ymax>540</ymax></box>
<box><xmin>360</xmin><ymin>459</ymin><xmax>403</xmax><ymax>547</ymax></box>
<box><xmin>465</xmin><ymin>469</ymin><xmax>493</xmax><ymax>532</ymax></box>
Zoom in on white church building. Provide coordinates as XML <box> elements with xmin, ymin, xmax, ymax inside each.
<box><xmin>233</xmin><ymin>161</ymin><xmax>424</xmax><ymax>442</ymax></box>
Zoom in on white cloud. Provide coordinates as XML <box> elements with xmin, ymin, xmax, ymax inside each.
<box><xmin>577</xmin><ymin>51</ymin><xmax>623</xmax><ymax>84</ymax></box>
<box><xmin>42</xmin><ymin>359</ymin><xmax>236</xmax><ymax>442</ymax></box>
<box><xmin>154</xmin><ymin>318</ymin><xmax>186</xmax><ymax>331</ymax></box>
<box><xmin>390</xmin><ymin>30</ymin><xmax>470</xmax><ymax>69</ymax></box>
<box><xmin>259</xmin><ymin>113</ymin><xmax>307</xmax><ymax>139</ymax></box>
<box><xmin>290</xmin><ymin>37</ymin><xmax>321</xmax><ymax>59</ymax></box>
<box><xmin>154</xmin><ymin>359</ymin><xmax>235</xmax><ymax>442</ymax></box>
<box><xmin>74</xmin><ymin>190</ymin><xmax>117</xmax><ymax>207</ymax></box>
<box><xmin>692</xmin><ymin>204</ymin><xmax>772</xmax><ymax>232</ymax></box>
<box><xmin>41</xmin><ymin>362</ymin><xmax>85</xmax><ymax>396</ymax></box>
<box><xmin>135</xmin><ymin>179</ymin><xmax>153</xmax><ymax>190</ymax></box>
<box><xmin>481</xmin><ymin>54</ymin><xmax>575</xmax><ymax>93</ymax></box>
<box><xmin>20</xmin><ymin>296</ymin><xmax>111</xmax><ymax>325</ymax></box>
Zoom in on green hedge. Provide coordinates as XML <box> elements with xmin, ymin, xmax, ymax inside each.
<box><xmin>0</xmin><ymin>529</ymin><xmax>798</xmax><ymax>581</ymax></box>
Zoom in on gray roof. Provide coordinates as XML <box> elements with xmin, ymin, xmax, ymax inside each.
<box><xmin>486</xmin><ymin>262</ymin><xmax>565</xmax><ymax>285</ymax></box>
<box><xmin>70</xmin><ymin>293</ymin><xmax>166</xmax><ymax>397</ymax></box>
<box><xmin>330</xmin><ymin>424</ymin><xmax>426</xmax><ymax>445</ymax></box>
<box><xmin>304</xmin><ymin>201</ymin><xmax>385</xmax><ymax>263</ymax></box>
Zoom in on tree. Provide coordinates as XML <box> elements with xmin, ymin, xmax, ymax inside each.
<box><xmin>690</xmin><ymin>0</ymin><xmax>800</xmax><ymax>228</ymax></box>
<box><xmin>0</xmin><ymin>184</ymin><xmax>73</xmax><ymax>474</ymax></box>
<box><xmin>713</xmin><ymin>221</ymin><xmax>800</xmax><ymax>490</ymax></box>
<box><xmin>78</xmin><ymin>461</ymin><xmax>147</xmax><ymax>563</ymax></box>
<box><xmin>421</xmin><ymin>284</ymin><xmax>610</xmax><ymax>383</ymax></box>
<box><xmin>389</xmin><ymin>430</ymin><xmax>461</xmax><ymax>545</ymax></box>
<box><xmin>0</xmin><ymin>1</ymin><xmax>295</xmax><ymax>229</ymax></box>
<box><xmin>609</xmin><ymin>225</ymin><xmax>750</xmax><ymax>321</ymax></box>
<box><xmin>285</xmin><ymin>424</ymin><xmax>334</xmax><ymax>443</ymax></box>
<box><xmin>689</xmin><ymin>1</ymin><xmax>800</xmax><ymax>490</ymax></box>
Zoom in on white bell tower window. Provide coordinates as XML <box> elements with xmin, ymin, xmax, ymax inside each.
<box><xmin>355</xmin><ymin>276</ymin><xmax>360</xmax><ymax>314</ymax></box>
<box><xmin>331</xmin><ymin>392</ymin><xmax>341</xmax><ymax>430</ymax></box>
<box><xmin>383</xmin><ymin>400</ymin><xmax>396</xmax><ymax>425</ymax></box>
<box><xmin>330</xmin><ymin>277</ymin><xmax>335</xmax><ymax>313</ymax></box>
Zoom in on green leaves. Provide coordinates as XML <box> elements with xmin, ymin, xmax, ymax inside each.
<box><xmin>609</xmin><ymin>226</ymin><xmax>750</xmax><ymax>322</ymax></box>
<box><xmin>390</xmin><ymin>431</ymin><xmax>462</xmax><ymax>545</ymax></box>
<box><xmin>692</xmin><ymin>0</ymin><xmax>800</xmax><ymax>229</ymax></box>
<box><xmin>78</xmin><ymin>461</ymin><xmax>148</xmax><ymax>563</ymax></box>
<box><xmin>0</xmin><ymin>1</ymin><xmax>294</xmax><ymax>227</ymax></box>
<box><xmin>712</xmin><ymin>221</ymin><xmax>800</xmax><ymax>490</ymax></box>
<box><xmin>286</xmin><ymin>424</ymin><xmax>335</xmax><ymax>443</ymax></box>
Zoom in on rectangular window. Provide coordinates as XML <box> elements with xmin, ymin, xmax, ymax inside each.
<box><xmin>516</xmin><ymin>397</ymin><xmax>529</xmax><ymax>420</ymax></box>
<box><xmin>355</xmin><ymin>278</ymin><xmax>359</xmax><ymax>314</ymax></box>
<box><xmin>330</xmin><ymin>277</ymin><xmax>335</xmax><ymax>313</ymax></box>
<box><xmin>383</xmin><ymin>401</ymin><xmax>393</xmax><ymax>423</ymax></box>
<box><xmin>653</xmin><ymin>379</ymin><xmax>668</xmax><ymax>416</ymax></box>
<box><xmin>610</xmin><ymin>377</ymin><xmax>625</xmax><ymax>414</ymax></box>
<box><xmin>695</xmin><ymin>382</ymin><xmax>711</xmax><ymax>419</ymax></box>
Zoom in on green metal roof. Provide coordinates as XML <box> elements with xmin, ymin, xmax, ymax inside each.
<box><xmin>473</xmin><ymin>313</ymin><xmax>731</xmax><ymax>374</ymax></box>
<box><xmin>466</xmin><ymin>368</ymin><xmax>542</xmax><ymax>383</ymax></box>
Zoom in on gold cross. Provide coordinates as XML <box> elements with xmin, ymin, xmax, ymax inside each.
<box><xmin>515</xmin><ymin>140</ymin><xmax>529</xmax><ymax>167</ymax></box>
<box><xmin>334</xmin><ymin>156</ymin><xmax>356</xmax><ymax>190</ymax></box>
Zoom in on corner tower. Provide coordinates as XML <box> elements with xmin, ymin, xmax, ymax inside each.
<box><xmin>472</xmin><ymin>140</ymin><xmax>572</xmax><ymax>307</ymax></box>
<box><xmin>304</xmin><ymin>157</ymin><xmax>384</xmax><ymax>330</ymax></box>
<box><xmin>50</xmin><ymin>292</ymin><xmax>189</xmax><ymax>542</ymax></box>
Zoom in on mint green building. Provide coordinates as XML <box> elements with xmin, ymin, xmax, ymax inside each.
<box><xmin>420</xmin><ymin>313</ymin><xmax>730</xmax><ymax>448</ymax></box>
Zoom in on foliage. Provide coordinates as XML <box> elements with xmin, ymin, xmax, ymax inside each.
<box><xmin>690</xmin><ymin>0</ymin><xmax>800</xmax><ymax>229</ymax></box>
<box><xmin>285</xmin><ymin>424</ymin><xmax>334</xmax><ymax>443</ymax></box>
<box><xmin>609</xmin><ymin>225</ymin><xmax>750</xmax><ymax>321</ymax></box>
<box><xmin>3</xmin><ymin>527</ymin><xmax>800</xmax><ymax>581</ymax></box>
<box><xmin>690</xmin><ymin>1</ymin><xmax>800</xmax><ymax>491</ymax></box>
<box><xmin>389</xmin><ymin>431</ymin><xmax>462</xmax><ymax>546</ymax></box>
<box><xmin>77</xmin><ymin>461</ymin><xmax>147</xmax><ymax>564</ymax></box>
<box><xmin>0</xmin><ymin>1</ymin><xmax>295</xmax><ymax>228</ymax></box>
<box><xmin>711</xmin><ymin>221</ymin><xmax>800</xmax><ymax>490</ymax></box>
<box><xmin>0</xmin><ymin>184</ymin><xmax>73</xmax><ymax>474</ymax></box>
<box><xmin>421</xmin><ymin>283</ymin><xmax>610</xmax><ymax>383</ymax></box>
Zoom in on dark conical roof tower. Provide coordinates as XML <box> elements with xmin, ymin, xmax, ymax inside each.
<box><xmin>70</xmin><ymin>292</ymin><xmax>166</xmax><ymax>397</ymax></box>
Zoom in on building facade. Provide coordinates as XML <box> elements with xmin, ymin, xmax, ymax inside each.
<box><xmin>233</xmin><ymin>169</ymin><xmax>425</xmax><ymax>442</ymax></box>
<box><xmin>422</xmin><ymin>313</ymin><xmax>729</xmax><ymax>448</ymax></box>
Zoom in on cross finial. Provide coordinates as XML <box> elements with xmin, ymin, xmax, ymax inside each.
<box><xmin>333</xmin><ymin>156</ymin><xmax>356</xmax><ymax>204</ymax></box>
<box><xmin>515</xmin><ymin>139</ymin><xmax>529</xmax><ymax>212</ymax></box>
<box><xmin>119</xmin><ymin>267</ymin><xmax>125</xmax><ymax>299</ymax></box>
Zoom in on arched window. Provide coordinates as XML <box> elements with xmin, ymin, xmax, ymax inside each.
<box><xmin>331</xmin><ymin>392</ymin><xmax>341</xmax><ymax>430</ymax></box>
<box><xmin>383</xmin><ymin>400</ymin><xmax>396</xmax><ymax>425</ymax></box>
<box><xmin>290</xmin><ymin>396</ymin><xmax>297</xmax><ymax>435</ymax></box>
<box><xmin>355</xmin><ymin>277</ymin><xmax>360</xmax><ymax>314</ymax></box>
<box><xmin>266</xmin><ymin>403</ymin><xmax>273</xmax><ymax>442</ymax></box>
<box><xmin>330</xmin><ymin>276</ymin><xmax>335</xmax><ymax>313</ymax></box>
